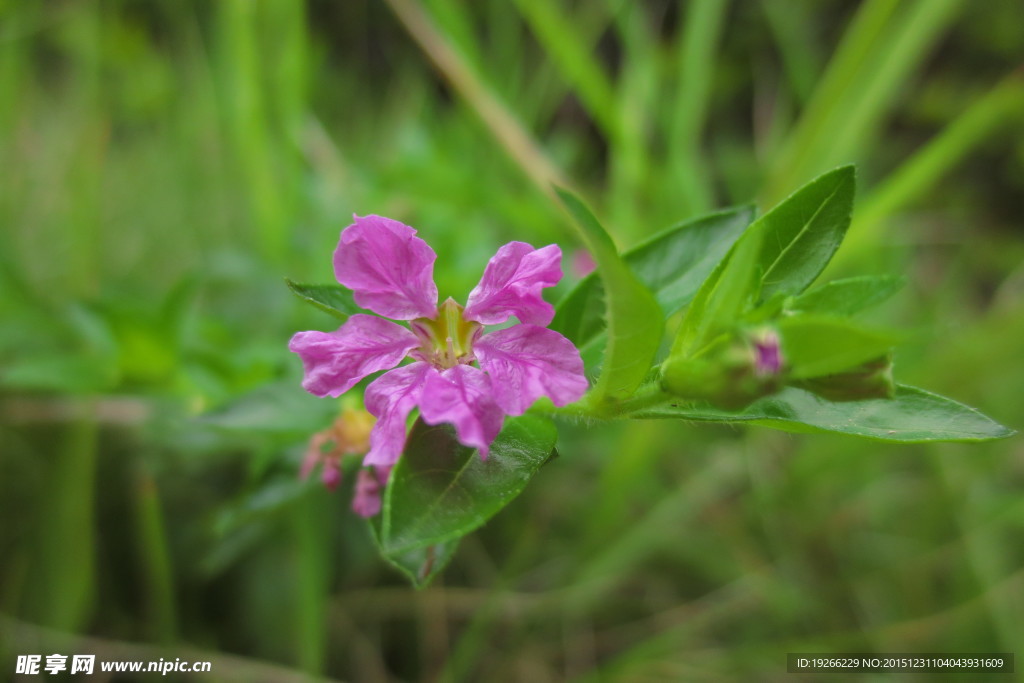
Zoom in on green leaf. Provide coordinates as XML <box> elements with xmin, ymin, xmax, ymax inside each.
<box><xmin>555</xmin><ymin>188</ymin><xmax>663</xmax><ymax>401</ymax></box>
<box><xmin>199</xmin><ymin>380</ymin><xmax>336</xmax><ymax>436</ymax></box>
<box><xmin>368</xmin><ymin>515</ymin><xmax>459</xmax><ymax>589</ymax></box>
<box><xmin>285</xmin><ymin>278</ymin><xmax>362</xmax><ymax>321</ymax></box>
<box><xmin>379</xmin><ymin>414</ymin><xmax>558</xmax><ymax>561</ymax></box>
<box><xmin>756</xmin><ymin>165</ymin><xmax>855</xmax><ymax>300</ymax></box>
<box><xmin>670</xmin><ymin>226</ymin><xmax>764</xmax><ymax>358</ymax></box>
<box><xmin>787</xmin><ymin>274</ymin><xmax>905</xmax><ymax>316</ymax></box>
<box><xmin>777</xmin><ymin>315</ymin><xmax>904</xmax><ymax>379</ymax></box>
<box><xmin>629</xmin><ymin>385</ymin><xmax>1014</xmax><ymax>443</ymax></box>
<box><xmin>551</xmin><ymin>205</ymin><xmax>754</xmax><ymax>348</ymax></box>
<box><xmin>380</xmin><ymin>540</ymin><xmax>460</xmax><ymax>589</ymax></box>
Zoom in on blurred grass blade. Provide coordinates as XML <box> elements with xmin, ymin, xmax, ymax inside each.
<box><xmin>423</xmin><ymin>0</ymin><xmax>483</xmax><ymax>66</ymax></box>
<box><xmin>767</xmin><ymin>0</ymin><xmax>964</xmax><ymax>201</ymax></box>
<box><xmin>291</xmin><ymin>495</ymin><xmax>327</xmax><ymax>673</ymax></box>
<box><xmin>32</xmin><ymin>405</ymin><xmax>98</xmax><ymax>631</ymax></box>
<box><xmin>572</xmin><ymin>453</ymin><xmax>746</xmax><ymax>607</ymax></box>
<box><xmin>264</xmin><ymin>0</ymin><xmax>308</xmax><ymax>151</ymax></box>
<box><xmin>384</xmin><ymin>0</ymin><xmax>566</xmax><ymax>199</ymax></box>
<box><xmin>607</xmin><ymin>6</ymin><xmax>659</xmax><ymax>235</ymax></box>
<box><xmin>823</xmin><ymin>0</ymin><xmax>965</xmax><ymax>166</ymax></box>
<box><xmin>667</xmin><ymin>0</ymin><xmax>728</xmax><ymax>216</ymax></box>
<box><xmin>216</xmin><ymin>0</ymin><xmax>293</xmax><ymax>266</ymax></box>
<box><xmin>555</xmin><ymin>188</ymin><xmax>663</xmax><ymax>403</ymax></box>
<box><xmin>759</xmin><ymin>0</ymin><xmax>821</xmax><ymax>103</ymax></box>
<box><xmin>133</xmin><ymin>466</ymin><xmax>177</xmax><ymax>644</ymax></box>
<box><xmin>513</xmin><ymin>0</ymin><xmax>619</xmax><ymax>141</ymax></box>
<box><xmin>840</xmin><ymin>70</ymin><xmax>1024</xmax><ymax>262</ymax></box>
<box><xmin>767</xmin><ymin>0</ymin><xmax>900</xmax><ymax>199</ymax></box>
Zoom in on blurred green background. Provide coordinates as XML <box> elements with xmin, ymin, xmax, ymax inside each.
<box><xmin>1</xmin><ymin>0</ymin><xmax>1022</xmax><ymax>680</ymax></box>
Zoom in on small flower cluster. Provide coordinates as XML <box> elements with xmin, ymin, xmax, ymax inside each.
<box><xmin>299</xmin><ymin>407</ymin><xmax>390</xmax><ymax>517</ymax></box>
<box><xmin>290</xmin><ymin>215</ymin><xmax>588</xmax><ymax>514</ymax></box>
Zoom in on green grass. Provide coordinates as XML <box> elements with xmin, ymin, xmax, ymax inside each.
<box><xmin>1</xmin><ymin>1</ymin><xmax>1021</xmax><ymax>680</ymax></box>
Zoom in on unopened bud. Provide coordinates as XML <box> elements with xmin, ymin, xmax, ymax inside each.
<box><xmin>662</xmin><ymin>329</ymin><xmax>785</xmax><ymax>410</ymax></box>
<box><xmin>321</xmin><ymin>460</ymin><xmax>342</xmax><ymax>491</ymax></box>
<box><xmin>300</xmin><ymin>407</ymin><xmax>377</xmax><ymax>493</ymax></box>
<box><xmin>752</xmin><ymin>329</ymin><xmax>782</xmax><ymax>376</ymax></box>
<box><xmin>351</xmin><ymin>466</ymin><xmax>392</xmax><ymax>518</ymax></box>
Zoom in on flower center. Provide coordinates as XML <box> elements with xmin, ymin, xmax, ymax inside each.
<box><xmin>410</xmin><ymin>297</ymin><xmax>481</xmax><ymax>370</ymax></box>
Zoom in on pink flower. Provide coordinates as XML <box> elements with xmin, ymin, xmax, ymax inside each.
<box><xmin>289</xmin><ymin>215</ymin><xmax>588</xmax><ymax>470</ymax></box>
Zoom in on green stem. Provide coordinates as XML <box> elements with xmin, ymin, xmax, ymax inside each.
<box><xmin>133</xmin><ymin>465</ymin><xmax>177</xmax><ymax>644</ymax></box>
<box><xmin>529</xmin><ymin>397</ymin><xmax>593</xmax><ymax>420</ymax></box>
<box><xmin>34</xmin><ymin>401</ymin><xmax>98</xmax><ymax>631</ymax></box>
<box><xmin>532</xmin><ymin>383</ymin><xmax>670</xmax><ymax>421</ymax></box>
<box><xmin>610</xmin><ymin>384</ymin><xmax>671</xmax><ymax>415</ymax></box>
<box><xmin>291</xmin><ymin>493</ymin><xmax>327</xmax><ymax>674</ymax></box>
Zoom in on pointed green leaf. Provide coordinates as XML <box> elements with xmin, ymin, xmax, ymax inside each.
<box><xmin>787</xmin><ymin>274</ymin><xmax>905</xmax><ymax>316</ymax></box>
<box><xmin>551</xmin><ymin>206</ymin><xmax>754</xmax><ymax>347</ymax></box>
<box><xmin>777</xmin><ymin>315</ymin><xmax>904</xmax><ymax>379</ymax></box>
<box><xmin>368</xmin><ymin>515</ymin><xmax>458</xmax><ymax>589</ymax></box>
<box><xmin>555</xmin><ymin>188</ymin><xmax>663</xmax><ymax>400</ymax></box>
<box><xmin>629</xmin><ymin>385</ymin><xmax>1014</xmax><ymax>443</ymax></box>
<box><xmin>670</xmin><ymin>226</ymin><xmax>764</xmax><ymax>358</ymax></box>
<box><xmin>381</xmin><ymin>540</ymin><xmax>460</xmax><ymax>589</ymax></box>
<box><xmin>380</xmin><ymin>415</ymin><xmax>558</xmax><ymax>559</ymax></box>
<box><xmin>285</xmin><ymin>279</ymin><xmax>362</xmax><ymax>321</ymax></box>
<box><xmin>757</xmin><ymin>165</ymin><xmax>855</xmax><ymax>299</ymax></box>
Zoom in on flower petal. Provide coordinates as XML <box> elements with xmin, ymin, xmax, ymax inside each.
<box><xmin>463</xmin><ymin>242</ymin><xmax>562</xmax><ymax>326</ymax></box>
<box><xmin>333</xmin><ymin>214</ymin><xmax>439</xmax><ymax>320</ymax></box>
<box><xmin>364</xmin><ymin>362</ymin><xmax>435</xmax><ymax>467</ymax></box>
<box><xmin>475</xmin><ymin>324</ymin><xmax>588</xmax><ymax>415</ymax></box>
<box><xmin>419</xmin><ymin>364</ymin><xmax>504</xmax><ymax>458</ymax></box>
<box><xmin>288</xmin><ymin>314</ymin><xmax>419</xmax><ymax>398</ymax></box>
